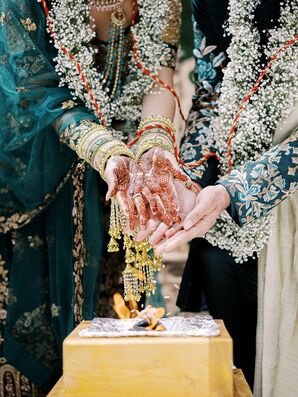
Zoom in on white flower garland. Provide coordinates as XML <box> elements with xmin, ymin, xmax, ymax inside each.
<box><xmin>48</xmin><ymin>0</ymin><xmax>176</xmax><ymax>125</ymax></box>
<box><xmin>206</xmin><ymin>0</ymin><xmax>298</xmax><ymax>262</ymax></box>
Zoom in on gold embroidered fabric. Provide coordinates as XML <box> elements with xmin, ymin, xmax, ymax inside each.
<box><xmin>0</xmin><ymin>166</ymin><xmax>76</xmax><ymax>235</ymax></box>
<box><xmin>72</xmin><ymin>162</ymin><xmax>86</xmax><ymax>324</ymax></box>
<box><xmin>161</xmin><ymin>0</ymin><xmax>181</xmax><ymax>47</ymax></box>
<box><xmin>0</xmin><ymin>364</ymin><xmax>44</xmax><ymax>397</ymax></box>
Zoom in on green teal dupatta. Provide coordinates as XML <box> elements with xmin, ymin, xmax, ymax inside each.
<box><xmin>0</xmin><ymin>0</ymin><xmax>104</xmax><ymax>392</ymax></box>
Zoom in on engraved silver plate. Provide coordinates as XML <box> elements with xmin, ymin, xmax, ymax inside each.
<box><xmin>79</xmin><ymin>315</ymin><xmax>220</xmax><ymax>338</ymax></box>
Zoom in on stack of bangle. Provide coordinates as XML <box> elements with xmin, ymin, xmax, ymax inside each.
<box><xmin>94</xmin><ymin>141</ymin><xmax>135</xmax><ymax>180</ymax></box>
<box><xmin>63</xmin><ymin>120</ymin><xmax>135</xmax><ymax>180</ymax></box>
<box><xmin>135</xmin><ymin>116</ymin><xmax>176</xmax><ymax>161</ymax></box>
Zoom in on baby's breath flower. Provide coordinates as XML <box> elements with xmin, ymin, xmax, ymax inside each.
<box><xmin>49</xmin><ymin>0</ymin><xmax>178</xmax><ymax>126</ymax></box>
<box><xmin>206</xmin><ymin>0</ymin><xmax>298</xmax><ymax>262</ymax></box>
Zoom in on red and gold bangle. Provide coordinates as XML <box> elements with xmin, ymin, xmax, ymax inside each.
<box><xmin>131</xmin><ymin>123</ymin><xmax>179</xmax><ymax>159</ymax></box>
<box><xmin>135</xmin><ymin>136</ymin><xmax>174</xmax><ymax>162</ymax></box>
<box><xmin>138</xmin><ymin>115</ymin><xmax>175</xmax><ymax>132</ymax></box>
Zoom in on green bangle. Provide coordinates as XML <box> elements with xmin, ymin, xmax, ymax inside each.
<box><xmin>88</xmin><ymin>136</ymin><xmax>115</xmax><ymax>164</ymax></box>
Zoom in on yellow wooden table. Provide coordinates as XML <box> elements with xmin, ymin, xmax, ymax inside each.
<box><xmin>47</xmin><ymin>320</ymin><xmax>253</xmax><ymax>397</ymax></box>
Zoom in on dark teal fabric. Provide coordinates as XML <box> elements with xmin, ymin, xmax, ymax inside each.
<box><xmin>0</xmin><ymin>1</ymin><xmax>104</xmax><ymax>392</ymax></box>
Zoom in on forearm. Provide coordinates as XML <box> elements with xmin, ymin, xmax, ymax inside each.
<box><xmin>141</xmin><ymin>67</ymin><xmax>175</xmax><ymax>121</ymax></box>
<box><xmin>179</xmin><ymin>19</ymin><xmax>225</xmax><ymax>187</ymax></box>
<box><xmin>133</xmin><ymin>67</ymin><xmax>177</xmax><ymax>161</ymax></box>
<box><xmin>55</xmin><ymin>111</ymin><xmax>134</xmax><ymax>179</ymax></box>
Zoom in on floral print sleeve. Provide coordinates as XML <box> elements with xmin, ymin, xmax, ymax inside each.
<box><xmin>179</xmin><ymin>21</ymin><xmax>226</xmax><ymax>187</ymax></box>
<box><xmin>218</xmin><ymin>130</ymin><xmax>298</xmax><ymax>226</ymax></box>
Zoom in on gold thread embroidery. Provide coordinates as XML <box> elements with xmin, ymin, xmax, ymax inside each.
<box><xmin>61</xmin><ymin>100</ymin><xmax>77</xmax><ymax>110</ymax></box>
<box><xmin>72</xmin><ymin>162</ymin><xmax>86</xmax><ymax>324</ymax></box>
<box><xmin>0</xmin><ymin>165</ymin><xmax>76</xmax><ymax>234</ymax></box>
<box><xmin>0</xmin><ymin>255</ymin><xmax>8</xmax><ymax>326</ymax></box>
<box><xmin>0</xmin><ymin>364</ymin><xmax>42</xmax><ymax>397</ymax></box>
<box><xmin>16</xmin><ymin>87</ymin><xmax>27</xmax><ymax>93</ymax></box>
<box><xmin>161</xmin><ymin>0</ymin><xmax>181</xmax><ymax>46</ymax></box>
<box><xmin>20</xmin><ymin>18</ymin><xmax>37</xmax><ymax>32</ymax></box>
<box><xmin>0</xmin><ymin>13</ymin><xmax>6</xmax><ymax>25</ymax></box>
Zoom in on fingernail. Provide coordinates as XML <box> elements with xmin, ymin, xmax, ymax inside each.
<box><xmin>184</xmin><ymin>220</ymin><xmax>194</xmax><ymax>230</ymax></box>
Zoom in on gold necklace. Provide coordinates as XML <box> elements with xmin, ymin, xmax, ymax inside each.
<box><xmin>91</xmin><ymin>0</ymin><xmax>127</xmax><ymax>100</ymax></box>
<box><xmin>90</xmin><ymin>0</ymin><xmax>124</xmax><ymax>11</ymax></box>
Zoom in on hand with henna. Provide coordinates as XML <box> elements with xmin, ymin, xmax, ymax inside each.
<box><xmin>104</xmin><ymin>148</ymin><xmax>196</xmax><ymax>233</ymax></box>
<box><xmin>136</xmin><ymin>147</ymin><xmax>191</xmax><ymax>227</ymax></box>
<box><xmin>136</xmin><ymin>178</ymin><xmax>200</xmax><ymax>243</ymax></box>
<box><xmin>105</xmin><ymin>155</ymin><xmax>140</xmax><ymax>230</ymax></box>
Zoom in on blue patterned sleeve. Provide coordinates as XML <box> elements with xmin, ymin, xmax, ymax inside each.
<box><xmin>179</xmin><ymin>21</ymin><xmax>226</xmax><ymax>187</ymax></box>
<box><xmin>218</xmin><ymin>130</ymin><xmax>298</xmax><ymax>226</ymax></box>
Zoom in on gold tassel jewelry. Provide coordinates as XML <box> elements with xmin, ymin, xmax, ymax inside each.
<box><xmin>107</xmin><ymin>198</ymin><xmax>123</xmax><ymax>252</ymax></box>
<box><xmin>108</xmin><ymin>198</ymin><xmax>163</xmax><ymax>302</ymax></box>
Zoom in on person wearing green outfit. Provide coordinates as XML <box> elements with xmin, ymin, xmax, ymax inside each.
<box><xmin>0</xmin><ymin>0</ymin><xmax>184</xmax><ymax>394</ymax></box>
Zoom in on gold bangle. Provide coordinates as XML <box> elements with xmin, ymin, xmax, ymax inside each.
<box><xmin>136</xmin><ymin>139</ymin><xmax>174</xmax><ymax>162</ymax></box>
<box><xmin>89</xmin><ymin>137</ymin><xmax>115</xmax><ymax>165</ymax></box>
<box><xmin>78</xmin><ymin>130</ymin><xmax>103</xmax><ymax>159</ymax></box>
<box><xmin>77</xmin><ymin>126</ymin><xmax>101</xmax><ymax>153</ymax></box>
<box><xmin>92</xmin><ymin>140</ymin><xmax>122</xmax><ymax>169</ymax></box>
<box><xmin>77</xmin><ymin>125</ymin><xmax>109</xmax><ymax>158</ymax></box>
<box><xmin>138</xmin><ymin>131</ymin><xmax>174</xmax><ymax>148</ymax></box>
<box><xmin>139</xmin><ymin>115</ymin><xmax>175</xmax><ymax>132</ymax></box>
<box><xmin>99</xmin><ymin>145</ymin><xmax>135</xmax><ymax>179</ymax></box>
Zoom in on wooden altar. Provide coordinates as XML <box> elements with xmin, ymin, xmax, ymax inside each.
<box><xmin>47</xmin><ymin>320</ymin><xmax>253</xmax><ymax>397</ymax></box>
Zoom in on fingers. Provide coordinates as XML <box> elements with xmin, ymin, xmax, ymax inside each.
<box><xmin>117</xmin><ymin>191</ymin><xmax>137</xmax><ymax>231</ymax></box>
<box><xmin>156</xmin><ymin>212</ymin><xmax>218</xmax><ymax>255</ymax></box>
<box><xmin>142</xmin><ymin>183</ymin><xmax>163</xmax><ymax>216</ymax></box>
<box><xmin>149</xmin><ymin>222</ymin><xmax>171</xmax><ymax>246</ymax></box>
<box><xmin>135</xmin><ymin>218</ymin><xmax>160</xmax><ymax>242</ymax></box>
<box><xmin>183</xmin><ymin>193</ymin><xmax>214</xmax><ymax>230</ymax></box>
<box><xmin>159</xmin><ymin>177</ymin><xmax>180</xmax><ymax>219</ymax></box>
<box><xmin>165</xmin><ymin>222</ymin><xmax>183</xmax><ymax>238</ymax></box>
<box><xmin>106</xmin><ymin>173</ymin><xmax>118</xmax><ymax>200</ymax></box>
<box><xmin>133</xmin><ymin>194</ymin><xmax>148</xmax><ymax>229</ymax></box>
<box><xmin>155</xmin><ymin>229</ymin><xmax>191</xmax><ymax>255</ymax></box>
<box><xmin>105</xmin><ymin>157</ymin><xmax>129</xmax><ymax>200</ymax></box>
<box><xmin>143</xmin><ymin>176</ymin><xmax>178</xmax><ymax>225</ymax></box>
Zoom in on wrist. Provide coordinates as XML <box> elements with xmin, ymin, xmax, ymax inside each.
<box><xmin>93</xmin><ymin>141</ymin><xmax>135</xmax><ymax>180</ymax></box>
<box><xmin>135</xmin><ymin>115</ymin><xmax>176</xmax><ymax>161</ymax></box>
<box><xmin>67</xmin><ymin>120</ymin><xmax>134</xmax><ymax>179</ymax></box>
<box><xmin>215</xmin><ymin>184</ymin><xmax>231</xmax><ymax>210</ymax></box>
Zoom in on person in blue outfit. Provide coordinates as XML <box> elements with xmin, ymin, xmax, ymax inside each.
<box><xmin>152</xmin><ymin>0</ymin><xmax>297</xmax><ymax>393</ymax></box>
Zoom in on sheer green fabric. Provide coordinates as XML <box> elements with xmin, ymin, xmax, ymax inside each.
<box><xmin>0</xmin><ymin>0</ymin><xmax>104</xmax><ymax>393</ymax></box>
